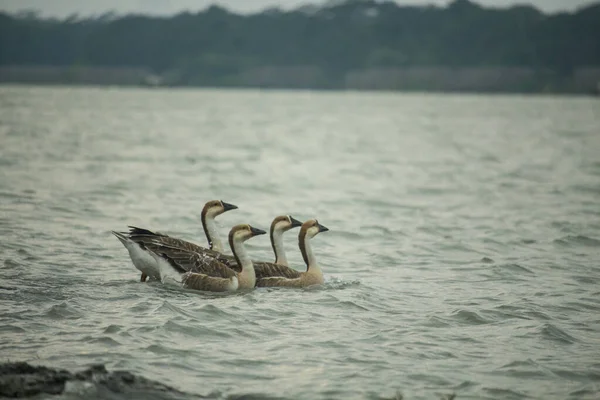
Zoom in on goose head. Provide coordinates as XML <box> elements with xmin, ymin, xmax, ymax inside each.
<box><xmin>229</xmin><ymin>224</ymin><xmax>267</xmax><ymax>243</ymax></box>
<box><xmin>271</xmin><ymin>215</ymin><xmax>302</xmax><ymax>234</ymax></box>
<box><xmin>202</xmin><ymin>200</ymin><xmax>238</xmax><ymax>218</ymax></box>
<box><xmin>299</xmin><ymin>219</ymin><xmax>329</xmax><ymax>240</ymax></box>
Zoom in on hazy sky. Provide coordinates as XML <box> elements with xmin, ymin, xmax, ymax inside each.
<box><xmin>0</xmin><ymin>0</ymin><xmax>595</xmax><ymax>17</ymax></box>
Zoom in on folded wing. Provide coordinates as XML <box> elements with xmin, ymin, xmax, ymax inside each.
<box><xmin>253</xmin><ymin>262</ymin><xmax>302</xmax><ymax>281</ymax></box>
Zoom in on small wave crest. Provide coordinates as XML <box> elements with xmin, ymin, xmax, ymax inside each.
<box><xmin>482</xmin><ymin>387</ymin><xmax>531</xmax><ymax>399</ymax></box>
<box><xmin>497</xmin><ymin>359</ymin><xmax>555</xmax><ymax>379</ymax></box>
<box><xmin>2</xmin><ymin>258</ymin><xmax>22</xmax><ymax>269</ymax></box>
<box><xmin>0</xmin><ymin>324</ymin><xmax>26</xmax><ymax>333</ymax></box>
<box><xmin>554</xmin><ymin>235</ymin><xmax>600</xmax><ymax>247</ymax></box>
<box><xmin>495</xmin><ymin>263</ymin><xmax>534</xmax><ymax>275</ymax></box>
<box><xmin>448</xmin><ymin>309</ymin><xmax>492</xmax><ymax>325</ymax></box>
<box><xmin>539</xmin><ymin>323</ymin><xmax>579</xmax><ymax>344</ymax></box>
<box><xmin>482</xmin><ymin>263</ymin><xmax>535</xmax><ymax>282</ymax></box>
<box><xmin>45</xmin><ymin>302</ymin><xmax>84</xmax><ymax>320</ymax></box>
<box><xmin>322</xmin><ymin>276</ymin><xmax>361</xmax><ymax>290</ymax></box>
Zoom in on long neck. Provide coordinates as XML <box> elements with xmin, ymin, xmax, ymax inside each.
<box><xmin>271</xmin><ymin>228</ymin><xmax>288</xmax><ymax>266</ymax></box>
<box><xmin>230</xmin><ymin>235</ymin><xmax>256</xmax><ymax>287</ymax></box>
<box><xmin>299</xmin><ymin>233</ymin><xmax>318</xmax><ymax>272</ymax></box>
<box><xmin>202</xmin><ymin>212</ymin><xmax>223</xmax><ymax>252</ymax></box>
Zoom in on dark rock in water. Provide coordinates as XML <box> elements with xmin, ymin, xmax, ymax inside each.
<box><xmin>0</xmin><ymin>362</ymin><xmax>188</xmax><ymax>399</ymax></box>
<box><xmin>0</xmin><ymin>362</ymin><xmax>70</xmax><ymax>397</ymax></box>
<box><xmin>480</xmin><ymin>257</ymin><xmax>494</xmax><ymax>263</ymax></box>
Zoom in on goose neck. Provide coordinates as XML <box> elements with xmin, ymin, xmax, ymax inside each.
<box><xmin>271</xmin><ymin>228</ymin><xmax>288</xmax><ymax>266</ymax></box>
<box><xmin>299</xmin><ymin>232</ymin><xmax>318</xmax><ymax>272</ymax></box>
<box><xmin>202</xmin><ymin>211</ymin><xmax>223</xmax><ymax>252</ymax></box>
<box><xmin>229</xmin><ymin>235</ymin><xmax>256</xmax><ymax>288</ymax></box>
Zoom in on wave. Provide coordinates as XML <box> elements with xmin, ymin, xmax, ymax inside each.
<box><xmin>448</xmin><ymin>309</ymin><xmax>492</xmax><ymax>326</ymax></box>
<box><xmin>495</xmin><ymin>263</ymin><xmax>535</xmax><ymax>275</ymax></box>
<box><xmin>539</xmin><ymin>323</ymin><xmax>579</xmax><ymax>344</ymax></box>
<box><xmin>481</xmin><ymin>387</ymin><xmax>531</xmax><ymax>399</ymax></box>
<box><xmin>553</xmin><ymin>235</ymin><xmax>600</xmax><ymax>247</ymax></box>
<box><xmin>45</xmin><ymin>302</ymin><xmax>84</xmax><ymax>320</ymax></box>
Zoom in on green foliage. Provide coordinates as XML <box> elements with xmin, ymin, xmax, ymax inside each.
<box><xmin>0</xmin><ymin>0</ymin><xmax>598</xmax><ymax>86</ymax></box>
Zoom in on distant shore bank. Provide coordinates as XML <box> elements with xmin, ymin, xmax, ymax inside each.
<box><xmin>1</xmin><ymin>65</ymin><xmax>599</xmax><ymax>96</ymax></box>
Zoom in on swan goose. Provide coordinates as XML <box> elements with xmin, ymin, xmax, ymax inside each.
<box><xmin>112</xmin><ymin>199</ymin><xmax>237</xmax><ymax>282</ymax></box>
<box><xmin>128</xmin><ymin>214</ymin><xmax>304</xmax><ymax>281</ymax></box>
<box><xmin>149</xmin><ymin>224</ymin><xmax>266</xmax><ymax>292</ymax></box>
<box><xmin>206</xmin><ymin>214</ymin><xmax>303</xmax><ymax>274</ymax></box>
<box><xmin>253</xmin><ymin>215</ymin><xmax>305</xmax><ymax>281</ymax></box>
<box><xmin>256</xmin><ymin>219</ymin><xmax>329</xmax><ymax>288</ymax></box>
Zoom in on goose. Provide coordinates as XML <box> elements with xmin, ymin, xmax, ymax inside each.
<box><xmin>112</xmin><ymin>199</ymin><xmax>237</xmax><ymax>282</ymax></box>
<box><xmin>256</xmin><ymin>219</ymin><xmax>329</xmax><ymax>288</ymax></box>
<box><xmin>210</xmin><ymin>214</ymin><xmax>303</xmax><ymax>273</ymax></box>
<box><xmin>266</xmin><ymin>215</ymin><xmax>303</xmax><ymax>267</ymax></box>
<box><xmin>149</xmin><ymin>224</ymin><xmax>266</xmax><ymax>292</ymax></box>
<box><xmin>132</xmin><ymin>214</ymin><xmax>304</xmax><ymax>280</ymax></box>
<box><xmin>253</xmin><ymin>215</ymin><xmax>305</xmax><ymax>281</ymax></box>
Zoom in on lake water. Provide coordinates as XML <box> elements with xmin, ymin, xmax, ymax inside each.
<box><xmin>0</xmin><ymin>85</ymin><xmax>599</xmax><ymax>399</ymax></box>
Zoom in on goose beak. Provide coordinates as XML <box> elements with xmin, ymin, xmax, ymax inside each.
<box><xmin>250</xmin><ymin>226</ymin><xmax>267</xmax><ymax>236</ymax></box>
<box><xmin>289</xmin><ymin>216</ymin><xmax>302</xmax><ymax>228</ymax></box>
<box><xmin>221</xmin><ymin>201</ymin><xmax>238</xmax><ymax>212</ymax></box>
<box><xmin>317</xmin><ymin>223</ymin><xmax>329</xmax><ymax>233</ymax></box>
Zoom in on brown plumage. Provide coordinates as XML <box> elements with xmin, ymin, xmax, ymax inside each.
<box><xmin>254</xmin><ymin>261</ymin><xmax>302</xmax><ymax>281</ymax></box>
<box><xmin>147</xmin><ymin>244</ymin><xmax>237</xmax><ymax>279</ymax></box>
<box><xmin>256</xmin><ymin>273</ymin><xmax>324</xmax><ymax>288</ymax></box>
<box><xmin>181</xmin><ymin>272</ymin><xmax>238</xmax><ymax>292</ymax></box>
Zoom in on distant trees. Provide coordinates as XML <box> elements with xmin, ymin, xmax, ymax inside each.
<box><xmin>0</xmin><ymin>0</ymin><xmax>599</xmax><ymax>89</ymax></box>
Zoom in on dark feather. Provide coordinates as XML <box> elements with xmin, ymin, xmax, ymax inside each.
<box><xmin>182</xmin><ymin>272</ymin><xmax>236</xmax><ymax>292</ymax></box>
<box><xmin>127</xmin><ymin>226</ymin><xmax>168</xmax><ymax>237</ymax></box>
<box><xmin>254</xmin><ymin>262</ymin><xmax>302</xmax><ymax>281</ymax></box>
<box><xmin>144</xmin><ymin>242</ymin><xmax>237</xmax><ymax>279</ymax></box>
<box><xmin>256</xmin><ymin>276</ymin><xmax>302</xmax><ymax>288</ymax></box>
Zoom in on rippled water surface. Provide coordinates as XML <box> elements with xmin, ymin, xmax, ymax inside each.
<box><xmin>1</xmin><ymin>85</ymin><xmax>599</xmax><ymax>399</ymax></box>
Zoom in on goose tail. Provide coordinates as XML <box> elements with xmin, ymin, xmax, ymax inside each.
<box><xmin>147</xmin><ymin>251</ymin><xmax>185</xmax><ymax>284</ymax></box>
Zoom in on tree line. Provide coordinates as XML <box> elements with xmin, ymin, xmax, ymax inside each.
<box><xmin>0</xmin><ymin>0</ymin><xmax>599</xmax><ymax>88</ymax></box>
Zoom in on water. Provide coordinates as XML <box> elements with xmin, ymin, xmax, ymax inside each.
<box><xmin>1</xmin><ymin>85</ymin><xmax>599</xmax><ymax>399</ymax></box>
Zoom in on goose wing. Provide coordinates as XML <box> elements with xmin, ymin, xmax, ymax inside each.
<box><xmin>253</xmin><ymin>262</ymin><xmax>302</xmax><ymax>281</ymax></box>
<box><xmin>125</xmin><ymin>226</ymin><xmax>241</xmax><ymax>270</ymax></box>
<box><xmin>182</xmin><ymin>272</ymin><xmax>238</xmax><ymax>292</ymax></box>
<box><xmin>256</xmin><ymin>276</ymin><xmax>304</xmax><ymax>288</ymax></box>
<box><xmin>164</xmin><ymin>245</ymin><xmax>239</xmax><ymax>273</ymax></box>
<box><xmin>125</xmin><ymin>226</ymin><xmax>209</xmax><ymax>253</ymax></box>
<box><xmin>214</xmin><ymin>253</ymin><xmax>240</xmax><ymax>272</ymax></box>
<box><xmin>141</xmin><ymin>242</ymin><xmax>237</xmax><ymax>279</ymax></box>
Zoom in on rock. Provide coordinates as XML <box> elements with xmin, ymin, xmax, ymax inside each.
<box><xmin>0</xmin><ymin>362</ymin><xmax>187</xmax><ymax>398</ymax></box>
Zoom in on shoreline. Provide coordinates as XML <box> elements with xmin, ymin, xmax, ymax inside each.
<box><xmin>1</xmin><ymin>81</ymin><xmax>598</xmax><ymax>98</ymax></box>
